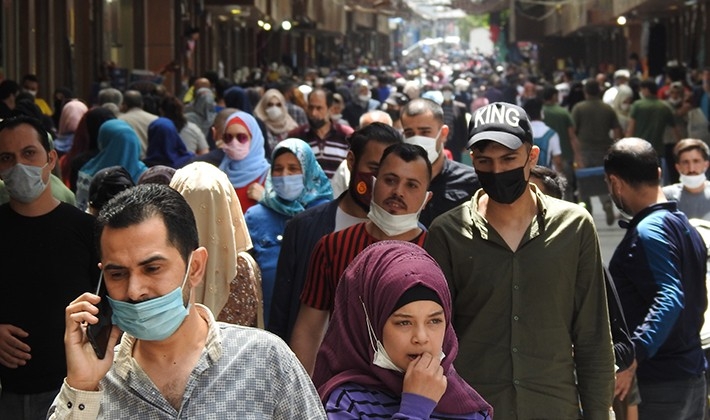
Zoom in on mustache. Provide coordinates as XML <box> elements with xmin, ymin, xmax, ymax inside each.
<box><xmin>383</xmin><ymin>196</ymin><xmax>407</xmax><ymax>210</ymax></box>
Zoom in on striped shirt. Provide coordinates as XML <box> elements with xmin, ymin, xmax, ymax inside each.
<box><xmin>300</xmin><ymin>222</ymin><xmax>426</xmax><ymax>311</ymax></box>
<box><xmin>288</xmin><ymin>123</ymin><xmax>354</xmax><ymax>179</ymax></box>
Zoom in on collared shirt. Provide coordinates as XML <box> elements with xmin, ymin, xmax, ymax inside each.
<box><xmin>288</xmin><ymin>123</ymin><xmax>354</xmax><ymax>179</ymax></box>
<box><xmin>425</xmin><ymin>186</ymin><xmax>614</xmax><ymax>420</ymax></box>
<box><xmin>48</xmin><ymin>305</ymin><xmax>326</xmax><ymax>419</ymax></box>
<box><xmin>610</xmin><ymin>202</ymin><xmax>707</xmax><ymax>382</ymax></box>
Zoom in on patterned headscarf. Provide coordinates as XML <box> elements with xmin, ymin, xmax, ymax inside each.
<box><xmin>254</xmin><ymin>89</ymin><xmax>298</xmax><ymax>135</ymax></box>
<box><xmin>170</xmin><ymin>162</ymin><xmax>253</xmax><ymax>316</ymax></box>
<box><xmin>144</xmin><ymin>117</ymin><xmax>194</xmax><ymax>169</ymax></box>
<box><xmin>218</xmin><ymin>111</ymin><xmax>270</xmax><ymax>188</ymax></box>
<box><xmin>260</xmin><ymin>138</ymin><xmax>333</xmax><ymax>216</ymax></box>
<box><xmin>313</xmin><ymin>241</ymin><xmax>492</xmax><ymax>416</ymax></box>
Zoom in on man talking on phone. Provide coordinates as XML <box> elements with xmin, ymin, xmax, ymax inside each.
<box><xmin>0</xmin><ymin>116</ymin><xmax>98</xmax><ymax>420</ymax></box>
<box><xmin>48</xmin><ymin>184</ymin><xmax>325</xmax><ymax>419</ymax></box>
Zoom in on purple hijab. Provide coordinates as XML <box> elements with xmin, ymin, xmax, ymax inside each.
<box><xmin>313</xmin><ymin>241</ymin><xmax>492</xmax><ymax>416</ymax></box>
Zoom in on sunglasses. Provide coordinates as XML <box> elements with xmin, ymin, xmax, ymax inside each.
<box><xmin>223</xmin><ymin>132</ymin><xmax>250</xmax><ymax>144</ymax></box>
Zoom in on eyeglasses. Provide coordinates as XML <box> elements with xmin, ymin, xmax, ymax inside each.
<box><xmin>223</xmin><ymin>132</ymin><xmax>250</xmax><ymax>144</ymax></box>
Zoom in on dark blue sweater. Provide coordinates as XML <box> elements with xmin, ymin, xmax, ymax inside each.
<box><xmin>610</xmin><ymin>202</ymin><xmax>708</xmax><ymax>381</ymax></box>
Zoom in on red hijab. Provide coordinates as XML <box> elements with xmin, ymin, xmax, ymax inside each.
<box><xmin>313</xmin><ymin>240</ymin><xmax>492</xmax><ymax>416</ymax></box>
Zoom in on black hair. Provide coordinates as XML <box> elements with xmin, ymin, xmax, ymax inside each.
<box><xmin>542</xmin><ymin>85</ymin><xmax>558</xmax><ymax>102</ymax></box>
<box><xmin>604</xmin><ymin>138</ymin><xmax>660</xmax><ymax>188</ymax></box>
<box><xmin>96</xmin><ymin>183</ymin><xmax>199</xmax><ymax>263</ymax></box>
<box><xmin>0</xmin><ymin>115</ymin><xmax>52</xmax><ymax>152</ymax></box>
<box><xmin>522</xmin><ymin>98</ymin><xmax>543</xmax><ymax>120</ymax></box>
<box><xmin>639</xmin><ymin>79</ymin><xmax>658</xmax><ymax>95</ymax></box>
<box><xmin>348</xmin><ymin>122</ymin><xmax>403</xmax><ymax>164</ymax></box>
<box><xmin>379</xmin><ymin>142</ymin><xmax>432</xmax><ymax>186</ymax></box>
<box><xmin>0</xmin><ymin>80</ymin><xmax>20</xmax><ymax>101</ymax></box>
<box><xmin>530</xmin><ymin>165</ymin><xmax>567</xmax><ymax>199</ymax></box>
<box><xmin>89</xmin><ymin>166</ymin><xmax>135</xmax><ymax>212</ymax></box>
<box><xmin>21</xmin><ymin>74</ymin><xmax>39</xmax><ymax>84</ymax></box>
<box><xmin>583</xmin><ymin>79</ymin><xmax>601</xmax><ymax>96</ymax></box>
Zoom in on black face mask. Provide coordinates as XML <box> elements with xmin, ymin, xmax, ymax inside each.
<box><xmin>477</xmin><ymin>166</ymin><xmax>529</xmax><ymax>204</ymax></box>
<box><xmin>309</xmin><ymin>117</ymin><xmax>327</xmax><ymax>129</ymax></box>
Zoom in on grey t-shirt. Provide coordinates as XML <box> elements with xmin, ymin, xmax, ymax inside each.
<box><xmin>663</xmin><ymin>182</ymin><xmax>710</xmax><ymax>220</ymax></box>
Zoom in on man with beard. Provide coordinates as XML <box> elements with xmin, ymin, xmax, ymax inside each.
<box><xmin>425</xmin><ymin>102</ymin><xmax>614</xmax><ymax>419</ymax></box>
<box><xmin>288</xmin><ymin>88</ymin><xmax>353</xmax><ymax>179</ymax></box>
<box><xmin>606</xmin><ymin>138</ymin><xmax>707</xmax><ymax>419</ymax></box>
<box><xmin>290</xmin><ymin>143</ymin><xmax>432</xmax><ymax>374</ymax></box>
<box><xmin>267</xmin><ymin>123</ymin><xmax>402</xmax><ymax>342</ymax></box>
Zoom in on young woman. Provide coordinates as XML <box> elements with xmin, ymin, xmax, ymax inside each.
<box><xmin>254</xmin><ymin>89</ymin><xmax>298</xmax><ymax>152</ymax></box>
<box><xmin>313</xmin><ymin>241</ymin><xmax>492</xmax><ymax>419</ymax></box>
<box><xmin>244</xmin><ymin>138</ymin><xmax>332</xmax><ymax>326</ymax></box>
<box><xmin>218</xmin><ymin>111</ymin><xmax>271</xmax><ymax>212</ymax></box>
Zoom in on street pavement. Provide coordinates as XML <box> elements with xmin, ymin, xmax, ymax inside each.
<box><xmin>585</xmin><ymin>196</ymin><xmax>626</xmax><ymax>266</ymax></box>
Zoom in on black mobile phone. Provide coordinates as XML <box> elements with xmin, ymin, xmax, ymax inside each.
<box><xmin>86</xmin><ymin>272</ymin><xmax>113</xmax><ymax>359</ymax></box>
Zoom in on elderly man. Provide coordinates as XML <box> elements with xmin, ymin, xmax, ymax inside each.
<box><xmin>290</xmin><ymin>143</ymin><xmax>432</xmax><ymax>374</ymax></box>
<box><xmin>48</xmin><ymin>184</ymin><xmax>325</xmax><ymax>418</ymax></box>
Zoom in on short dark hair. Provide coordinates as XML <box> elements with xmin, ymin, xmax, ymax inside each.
<box><xmin>639</xmin><ymin>79</ymin><xmax>658</xmax><ymax>95</ymax></box>
<box><xmin>308</xmin><ymin>87</ymin><xmax>334</xmax><ymax>107</ymax></box>
<box><xmin>583</xmin><ymin>79</ymin><xmax>601</xmax><ymax>96</ymax></box>
<box><xmin>674</xmin><ymin>138</ymin><xmax>710</xmax><ymax>161</ymax></box>
<box><xmin>21</xmin><ymin>74</ymin><xmax>38</xmax><ymax>84</ymax></box>
<box><xmin>0</xmin><ymin>80</ymin><xmax>19</xmax><ymax>101</ymax></box>
<box><xmin>379</xmin><ymin>143</ymin><xmax>432</xmax><ymax>186</ymax></box>
<box><xmin>530</xmin><ymin>165</ymin><xmax>566</xmax><ymax>199</ymax></box>
<box><xmin>349</xmin><ymin>122</ymin><xmax>403</xmax><ymax>164</ymax></box>
<box><xmin>0</xmin><ymin>116</ymin><xmax>52</xmax><ymax>152</ymax></box>
<box><xmin>542</xmin><ymin>85</ymin><xmax>558</xmax><ymax>102</ymax></box>
<box><xmin>96</xmin><ymin>184</ymin><xmax>199</xmax><ymax>263</ymax></box>
<box><xmin>604</xmin><ymin>138</ymin><xmax>660</xmax><ymax>188</ymax></box>
<box><xmin>522</xmin><ymin>98</ymin><xmax>543</xmax><ymax>120</ymax></box>
<box><xmin>159</xmin><ymin>95</ymin><xmax>187</xmax><ymax>132</ymax></box>
<box><xmin>401</xmin><ymin>98</ymin><xmax>444</xmax><ymax>125</ymax></box>
<box><xmin>89</xmin><ymin>166</ymin><xmax>135</xmax><ymax>212</ymax></box>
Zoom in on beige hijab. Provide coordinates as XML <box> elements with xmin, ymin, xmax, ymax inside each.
<box><xmin>254</xmin><ymin>89</ymin><xmax>299</xmax><ymax>135</ymax></box>
<box><xmin>170</xmin><ymin>162</ymin><xmax>252</xmax><ymax>315</ymax></box>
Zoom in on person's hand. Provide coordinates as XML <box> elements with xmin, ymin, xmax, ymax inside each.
<box><xmin>0</xmin><ymin>324</ymin><xmax>31</xmax><ymax>368</ymax></box>
<box><xmin>402</xmin><ymin>352</ymin><xmax>447</xmax><ymax>403</ymax></box>
<box><xmin>247</xmin><ymin>183</ymin><xmax>265</xmax><ymax>201</ymax></box>
<box><xmin>64</xmin><ymin>293</ymin><xmax>122</xmax><ymax>391</ymax></box>
<box><xmin>614</xmin><ymin>358</ymin><xmax>637</xmax><ymax>401</ymax></box>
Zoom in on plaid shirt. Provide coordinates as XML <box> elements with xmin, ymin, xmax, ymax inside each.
<box><xmin>48</xmin><ymin>305</ymin><xmax>325</xmax><ymax>419</ymax></box>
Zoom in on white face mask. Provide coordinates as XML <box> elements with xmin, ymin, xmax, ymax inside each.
<box><xmin>25</xmin><ymin>89</ymin><xmax>38</xmax><ymax>98</ymax></box>
<box><xmin>620</xmin><ymin>103</ymin><xmax>630</xmax><ymax>112</ymax></box>
<box><xmin>0</xmin><ymin>162</ymin><xmax>48</xmax><ymax>203</ymax></box>
<box><xmin>361</xmin><ymin>298</ymin><xmax>404</xmax><ymax>372</ymax></box>
<box><xmin>358</xmin><ymin>94</ymin><xmax>371</xmax><ymax>104</ymax></box>
<box><xmin>442</xmin><ymin>91</ymin><xmax>453</xmax><ymax>101</ymax></box>
<box><xmin>404</xmin><ymin>129</ymin><xmax>442</xmax><ymax>164</ymax></box>
<box><xmin>368</xmin><ymin>191</ymin><xmax>430</xmax><ymax>237</ymax></box>
<box><xmin>265</xmin><ymin>105</ymin><xmax>283</xmax><ymax>120</ymax></box>
<box><xmin>680</xmin><ymin>173</ymin><xmax>707</xmax><ymax>189</ymax></box>
<box><xmin>361</xmin><ymin>297</ymin><xmax>444</xmax><ymax>373</ymax></box>
<box><xmin>330</xmin><ymin>113</ymin><xmax>342</xmax><ymax>121</ymax></box>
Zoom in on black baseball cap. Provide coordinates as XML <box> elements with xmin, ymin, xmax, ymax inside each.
<box><xmin>467</xmin><ymin>102</ymin><xmax>533</xmax><ymax>150</ymax></box>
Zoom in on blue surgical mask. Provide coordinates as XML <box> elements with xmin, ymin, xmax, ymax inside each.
<box><xmin>271</xmin><ymin>174</ymin><xmax>305</xmax><ymax>201</ymax></box>
<box><xmin>0</xmin><ymin>162</ymin><xmax>48</xmax><ymax>203</ymax></box>
<box><xmin>107</xmin><ymin>254</ymin><xmax>193</xmax><ymax>341</ymax></box>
